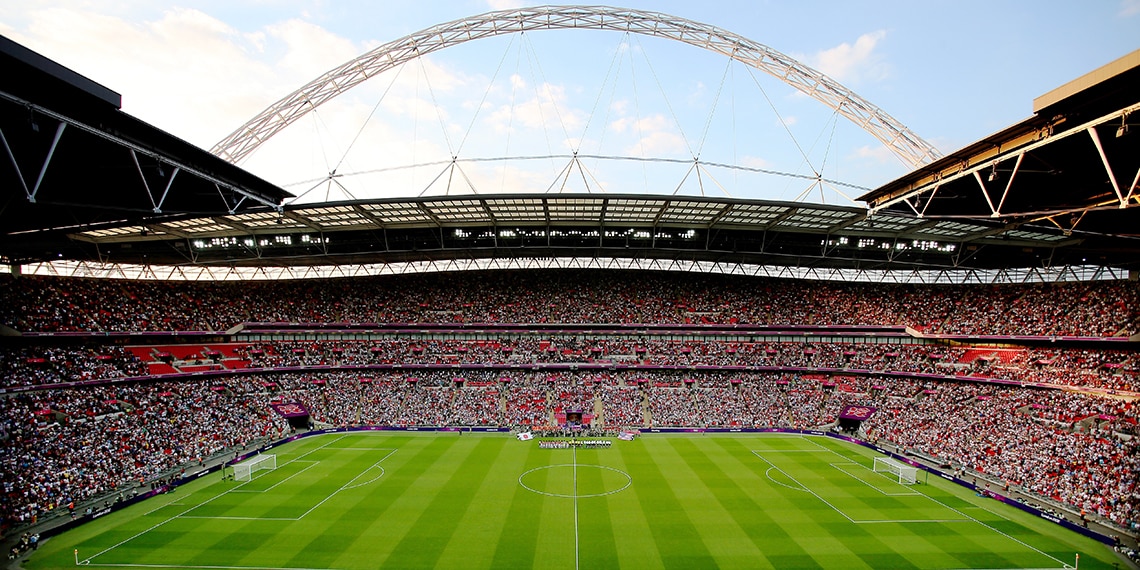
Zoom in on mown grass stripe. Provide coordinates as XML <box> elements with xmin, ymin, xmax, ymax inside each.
<box><xmin>381</xmin><ymin>437</ymin><xmax>503</xmax><ymax>568</ymax></box>
<box><xmin>98</xmin><ymin>517</ymin><xmax>219</xmax><ymax>566</ymax></box>
<box><xmin>624</xmin><ymin>437</ymin><xmax>718</xmax><ymax>569</ymax></box>
<box><xmin>433</xmin><ymin>438</ymin><xmax>533</xmax><ymax>568</ymax></box>
<box><xmin>791</xmin><ymin>437</ymin><xmax>1058</xmax><ymax>569</ymax></box>
<box><xmin>707</xmin><ymin>437</ymin><xmax>844</xmax><ymax>568</ymax></box>
<box><xmin>602</xmin><ymin>443</ymin><xmax>665</xmax><ymax>569</ymax></box>
<box><xmin>488</xmin><ymin>445</ymin><xmax>550</xmax><ymax>569</ymax></box>
<box><xmin>23</xmin><ymin>433</ymin><xmax>1124</xmax><ymax>570</ymax></box>
<box><xmin>531</xmin><ymin>449</ymin><xmax>577</xmax><ymax>569</ymax></box>
<box><xmin>253</xmin><ymin>446</ymin><xmax>399</xmax><ymax>568</ymax></box>
<box><xmin>573</xmin><ymin>447</ymin><xmax>620</xmax><ymax>569</ymax></box>
<box><xmin>313</xmin><ymin>433</ymin><xmax>458</xmax><ymax>568</ymax></box>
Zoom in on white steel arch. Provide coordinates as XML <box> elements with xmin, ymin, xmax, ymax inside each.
<box><xmin>212</xmin><ymin>5</ymin><xmax>942</xmax><ymax>169</ymax></box>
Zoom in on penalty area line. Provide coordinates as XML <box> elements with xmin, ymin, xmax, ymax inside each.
<box><xmin>293</xmin><ymin>448</ymin><xmax>398</xmax><ymax>520</ymax></box>
<box><xmin>231</xmin><ymin>461</ymin><xmax>319</xmax><ymax>493</ymax></box>
<box><xmin>79</xmin><ymin>435</ymin><xmax>350</xmax><ymax>566</ymax></box>
<box><xmin>802</xmin><ymin>437</ymin><xmax>1071</xmax><ymax>568</ymax></box>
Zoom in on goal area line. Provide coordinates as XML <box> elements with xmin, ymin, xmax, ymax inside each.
<box><xmin>79</xmin><ymin>435</ymin><xmax>393</xmax><ymax>567</ymax></box>
<box><xmin>828</xmin><ymin>462</ymin><xmax>921</xmax><ymax>497</ymax></box>
<box><xmin>754</xmin><ymin>435</ymin><xmax>1073</xmax><ymax>569</ymax></box>
<box><xmin>752</xmin><ymin>451</ymin><xmax>965</xmax><ymax>525</ymax></box>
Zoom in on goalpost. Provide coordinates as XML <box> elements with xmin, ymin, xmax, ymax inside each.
<box><xmin>232</xmin><ymin>454</ymin><xmax>276</xmax><ymax>482</ymax></box>
<box><xmin>873</xmin><ymin>457</ymin><xmax>918</xmax><ymax>485</ymax></box>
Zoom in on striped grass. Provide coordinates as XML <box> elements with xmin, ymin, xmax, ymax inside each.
<box><xmin>24</xmin><ymin>432</ymin><xmax>1119</xmax><ymax>569</ymax></box>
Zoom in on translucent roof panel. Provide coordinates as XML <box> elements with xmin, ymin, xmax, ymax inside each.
<box><xmin>913</xmin><ymin>221</ymin><xmax>981</xmax><ymax>238</ymax></box>
<box><xmin>485</xmin><ymin>199</ymin><xmax>546</xmax><ymax>222</ymax></box>
<box><xmin>225</xmin><ymin>211</ymin><xmax>307</xmax><ymax>229</ymax></box>
<box><xmin>427</xmin><ymin>200</ymin><xmax>491</xmax><ymax>223</ymax></box>
<box><xmin>716</xmin><ymin>204</ymin><xmax>789</xmax><ymax>225</ymax></box>
<box><xmin>604</xmin><ymin>199</ymin><xmax>666</xmax><ymax>222</ymax></box>
<box><xmin>1003</xmin><ymin>229</ymin><xmax>1070</xmax><ymax>242</ymax></box>
<box><xmin>79</xmin><ymin>226</ymin><xmax>164</xmax><ymax>238</ymax></box>
<box><xmin>845</xmin><ymin>216</ymin><xmax>917</xmax><ymax>233</ymax></box>
<box><xmin>293</xmin><ymin>205</ymin><xmax>374</xmax><ymax>228</ymax></box>
<box><xmin>360</xmin><ymin>202</ymin><xmax>435</xmax><ymax>225</ymax></box>
<box><xmin>771</xmin><ymin>209</ymin><xmax>853</xmax><ymax>231</ymax></box>
<box><xmin>658</xmin><ymin>200</ymin><xmax>728</xmax><ymax>224</ymax></box>
<box><xmin>546</xmin><ymin>198</ymin><xmax>605</xmax><ymax>222</ymax></box>
<box><xmin>161</xmin><ymin>218</ymin><xmax>237</xmax><ymax>234</ymax></box>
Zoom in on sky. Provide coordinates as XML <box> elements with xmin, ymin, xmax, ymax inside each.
<box><xmin>1</xmin><ymin>0</ymin><xmax>1137</xmax><ymax>206</ymax></box>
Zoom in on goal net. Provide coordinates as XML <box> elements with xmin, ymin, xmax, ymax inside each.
<box><xmin>233</xmin><ymin>454</ymin><xmax>276</xmax><ymax>482</ymax></box>
<box><xmin>873</xmin><ymin>457</ymin><xmax>918</xmax><ymax>485</ymax></box>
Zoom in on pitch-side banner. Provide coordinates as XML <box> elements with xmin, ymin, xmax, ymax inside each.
<box><xmin>270</xmin><ymin>402</ymin><xmax>310</xmax><ymax>418</ymax></box>
<box><xmin>838</xmin><ymin>405</ymin><xmax>877</xmax><ymax>421</ymax></box>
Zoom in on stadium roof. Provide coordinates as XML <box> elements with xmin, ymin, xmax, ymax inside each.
<box><xmin>40</xmin><ymin>193</ymin><xmax>1098</xmax><ymax>271</ymax></box>
<box><xmin>861</xmin><ymin>50</ymin><xmax>1140</xmax><ymax>242</ymax></box>
<box><xmin>2</xmin><ymin>39</ymin><xmax>1138</xmax><ymax>277</ymax></box>
<box><xmin>0</xmin><ymin>35</ymin><xmax>291</xmax><ymax>239</ymax></box>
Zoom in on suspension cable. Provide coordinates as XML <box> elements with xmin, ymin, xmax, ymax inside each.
<box><xmin>416</xmin><ymin>48</ymin><xmax>456</xmax><ymax>157</ymax></box>
<box><xmin>285</xmin><ymin>153</ymin><xmax>871</xmax><ymax>193</ymax></box>
<box><xmin>742</xmin><ymin>64</ymin><xmax>817</xmax><ymax>176</ymax></box>
<box><xmin>578</xmin><ymin>32</ymin><xmax>631</xmax><ymax>189</ymax></box>
<box><xmin>520</xmin><ymin>33</ymin><xmax>561</xmax><ymax>175</ymax></box>
<box><xmin>627</xmin><ymin>36</ymin><xmax>649</xmax><ymax>192</ymax></box>
<box><xmin>633</xmin><ymin>35</ymin><xmax>695</xmax><ymax>159</ymax></box>
<box><xmin>455</xmin><ymin>34</ymin><xmax>518</xmax><ymax>157</ymax></box>
<box><xmin>332</xmin><ymin>58</ymin><xmax>409</xmax><ymax>174</ymax></box>
<box><xmin>521</xmin><ymin>32</ymin><xmax>574</xmax><ymax>153</ymax></box>
<box><xmin>500</xmin><ymin>35</ymin><xmax>525</xmax><ymax>192</ymax></box>
<box><xmin>695</xmin><ymin>51</ymin><xmax>734</xmax><ymax>158</ymax></box>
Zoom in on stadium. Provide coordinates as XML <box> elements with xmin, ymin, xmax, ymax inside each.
<box><xmin>1</xmin><ymin>4</ymin><xmax>1139</xmax><ymax>569</ymax></box>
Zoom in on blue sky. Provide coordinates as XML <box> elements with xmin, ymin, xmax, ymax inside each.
<box><xmin>2</xmin><ymin>1</ymin><xmax>1136</xmax><ymax>205</ymax></box>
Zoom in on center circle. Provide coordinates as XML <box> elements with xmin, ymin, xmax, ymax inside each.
<box><xmin>518</xmin><ymin>464</ymin><xmax>633</xmax><ymax>498</ymax></box>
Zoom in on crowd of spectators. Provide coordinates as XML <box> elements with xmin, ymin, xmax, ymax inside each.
<box><xmin>2</xmin><ymin>270</ymin><xmax>1138</xmax><ymax>539</ymax></box>
<box><xmin>0</xmin><ymin>346</ymin><xmax>147</xmax><ymax>387</ymax></box>
<box><xmin>1</xmin><ymin>380</ymin><xmax>285</xmax><ymax>533</ymax></box>
<box><xmin>867</xmin><ymin>384</ymin><xmax>1138</xmax><ymax>531</ymax></box>
<box><xmin>4</xmin><ymin>339</ymin><xmax>1137</xmax><ymax>393</ymax></box>
<box><xmin>2</xmin><ymin>271</ymin><xmax>1136</xmax><ymax>337</ymax></box>
<box><xmin>3</xmin><ymin>369</ymin><xmax>1136</xmax><ymax>536</ymax></box>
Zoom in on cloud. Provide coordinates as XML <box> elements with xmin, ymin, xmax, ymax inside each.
<box><xmin>263</xmin><ymin>18</ymin><xmax>361</xmax><ymax>78</ymax></box>
<box><xmin>741</xmin><ymin>156</ymin><xmax>771</xmax><ymax>169</ymax></box>
<box><xmin>485</xmin><ymin>0</ymin><xmax>525</xmax><ymax>10</ymax></box>
<box><xmin>3</xmin><ymin>4</ymin><xmax>488</xmax><ymax>200</ymax></box>
<box><xmin>609</xmin><ymin>114</ymin><xmax>687</xmax><ymax>156</ymax></box>
<box><xmin>6</xmin><ymin>6</ymin><xmax>366</xmax><ymax>150</ymax></box>
<box><xmin>486</xmin><ymin>81</ymin><xmax>585</xmax><ymax>136</ymax></box>
<box><xmin>1121</xmin><ymin>0</ymin><xmax>1140</xmax><ymax>16</ymax></box>
<box><xmin>851</xmin><ymin>144</ymin><xmax>896</xmax><ymax>164</ymax></box>
<box><xmin>805</xmin><ymin>30</ymin><xmax>889</xmax><ymax>84</ymax></box>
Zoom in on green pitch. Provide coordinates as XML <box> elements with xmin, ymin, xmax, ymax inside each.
<box><xmin>26</xmin><ymin>432</ymin><xmax>1119</xmax><ymax>569</ymax></box>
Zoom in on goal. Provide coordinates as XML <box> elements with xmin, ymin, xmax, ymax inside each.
<box><xmin>233</xmin><ymin>454</ymin><xmax>276</xmax><ymax>482</ymax></box>
<box><xmin>873</xmin><ymin>457</ymin><xmax>918</xmax><ymax>485</ymax></box>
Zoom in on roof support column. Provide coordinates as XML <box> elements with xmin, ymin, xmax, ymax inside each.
<box><xmin>0</xmin><ymin>121</ymin><xmax>66</xmax><ymax>203</ymax></box>
<box><xmin>1087</xmin><ymin>126</ymin><xmax>1126</xmax><ymax>206</ymax></box>
<box><xmin>971</xmin><ymin>170</ymin><xmax>999</xmax><ymax>217</ymax></box>
<box><xmin>1125</xmin><ymin>166</ymin><xmax>1140</xmax><ymax>205</ymax></box>
<box><xmin>155</xmin><ymin>167</ymin><xmax>181</xmax><ymax>213</ymax></box>
<box><xmin>130</xmin><ymin>149</ymin><xmax>158</xmax><ymax>211</ymax></box>
<box><xmin>993</xmin><ymin>152</ymin><xmax>1026</xmax><ymax>216</ymax></box>
<box><xmin>31</xmin><ymin>122</ymin><xmax>66</xmax><ymax>203</ymax></box>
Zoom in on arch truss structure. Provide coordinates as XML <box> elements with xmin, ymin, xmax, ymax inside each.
<box><xmin>16</xmin><ymin>257</ymin><xmax>1128</xmax><ymax>286</ymax></box>
<box><xmin>212</xmin><ymin>5</ymin><xmax>942</xmax><ymax>171</ymax></box>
